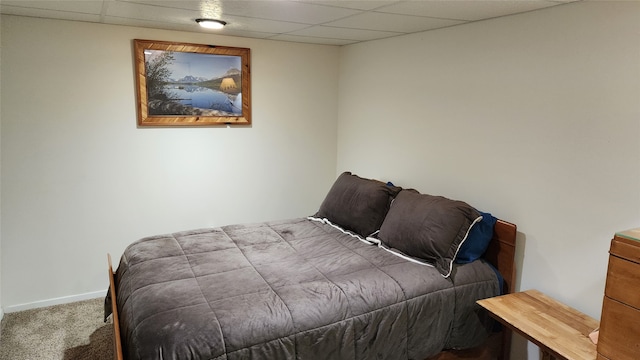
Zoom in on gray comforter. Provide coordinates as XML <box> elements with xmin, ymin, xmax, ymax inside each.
<box><xmin>111</xmin><ymin>218</ymin><xmax>499</xmax><ymax>360</ymax></box>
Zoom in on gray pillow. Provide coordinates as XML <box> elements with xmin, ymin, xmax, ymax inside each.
<box><xmin>377</xmin><ymin>189</ymin><xmax>481</xmax><ymax>277</ymax></box>
<box><xmin>315</xmin><ymin>172</ymin><xmax>401</xmax><ymax>237</ymax></box>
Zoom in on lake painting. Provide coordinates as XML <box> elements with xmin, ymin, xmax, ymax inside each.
<box><xmin>144</xmin><ymin>49</ymin><xmax>243</xmax><ymax>116</ymax></box>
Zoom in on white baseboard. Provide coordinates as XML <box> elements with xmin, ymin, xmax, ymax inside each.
<box><xmin>4</xmin><ymin>290</ymin><xmax>106</xmax><ymax>314</ymax></box>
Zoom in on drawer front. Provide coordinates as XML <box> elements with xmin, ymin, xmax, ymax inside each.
<box><xmin>605</xmin><ymin>255</ymin><xmax>640</xmax><ymax>309</ymax></box>
<box><xmin>597</xmin><ymin>297</ymin><xmax>640</xmax><ymax>360</ymax></box>
<box><xmin>610</xmin><ymin>237</ymin><xmax>640</xmax><ymax>263</ymax></box>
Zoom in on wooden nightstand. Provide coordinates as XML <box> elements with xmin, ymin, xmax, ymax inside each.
<box><xmin>477</xmin><ymin>289</ymin><xmax>598</xmax><ymax>360</ymax></box>
<box><xmin>597</xmin><ymin>228</ymin><xmax>640</xmax><ymax>360</ymax></box>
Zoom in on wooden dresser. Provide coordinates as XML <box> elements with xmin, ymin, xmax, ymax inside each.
<box><xmin>597</xmin><ymin>228</ymin><xmax>640</xmax><ymax>360</ymax></box>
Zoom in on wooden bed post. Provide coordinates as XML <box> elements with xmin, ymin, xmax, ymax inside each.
<box><xmin>108</xmin><ymin>254</ymin><xmax>124</xmax><ymax>360</ymax></box>
<box><xmin>485</xmin><ymin>220</ymin><xmax>517</xmax><ymax>296</ymax></box>
<box><xmin>485</xmin><ymin>219</ymin><xmax>517</xmax><ymax>360</ymax></box>
<box><xmin>427</xmin><ymin>219</ymin><xmax>517</xmax><ymax>360</ymax></box>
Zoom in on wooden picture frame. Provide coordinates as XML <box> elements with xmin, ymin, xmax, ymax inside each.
<box><xmin>134</xmin><ymin>39</ymin><xmax>251</xmax><ymax>126</ymax></box>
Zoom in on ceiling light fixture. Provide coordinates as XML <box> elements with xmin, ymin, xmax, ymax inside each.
<box><xmin>196</xmin><ymin>18</ymin><xmax>226</xmax><ymax>30</ymax></box>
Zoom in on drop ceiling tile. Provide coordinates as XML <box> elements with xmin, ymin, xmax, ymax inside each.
<box><xmin>102</xmin><ymin>16</ymin><xmax>198</xmax><ymax>32</ymax></box>
<box><xmin>211</xmin><ymin>29</ymin><xmax>276</xmax><ymax>40</ymax></box>
<box><xmin>0</xmin><ymin>0</ymin><xmax>104</xmax><ymax>14</ymax></box>
<box><xmin>377</xmin><ymin>0</ymin><xmax>561</xmax><ymax>21</ymax></box>
<box><xmin>325</xmin><ymin>11</ymin><xmax>466</xmax><ymax>33</ymax></box>
<box><xmin>269</xmin><ymin>34</ymin><xmax>356</xmax><ymax>46</ymax></box>
<box><xmin>299</xmin><ymin>0</ymin><xmax>400</xmax><ymax>11</ymax></box>
<box><xmin>105</xmin><ymin>1</ymin><xmax>200</xmax><ymax>24</ymax></box>
<box><xmin>0</xmin><ymin>4</ymin><xmax>101</xmax><ymax>22</ymax></box>
<box><xmin>115</xmin><ymin>0</ymin><xmax>199</xmax><ymax>10</ymax></box>
<box><xmin>116</xmin><ymin>0</ymin><xmax>222</xmax><ymax>17</ymax></box>
<box><xmin>222</xmin><ymin>14</ymin><xmax>311</xmax><ymax>33</ymax></box>
<box><xmin>218</xmin><ymin>0</ymin><xmax>361</xmax><ymax>24</ymax></box>
<box><xmin>289</xmin><ymin>25</ymin><xmax>400</xmax><ymax>41</ymax></box>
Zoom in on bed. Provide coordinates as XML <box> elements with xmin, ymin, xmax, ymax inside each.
<box><xmin>106</xmin><ymin>172</ymin><xmax>517</xmax><ymax>360</ymax></box>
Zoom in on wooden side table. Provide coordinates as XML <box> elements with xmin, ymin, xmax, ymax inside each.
<box><xmin>597</xmin><ymin>228</ymin><xmax>640</xmax><ymax>360</ymax></box>
<box><xmin>477</xmin><ymin>289</ymin><xmax>598</xmax><ymax>360</ymax></box>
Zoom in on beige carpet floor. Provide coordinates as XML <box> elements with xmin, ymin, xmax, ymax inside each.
<box><xmin>0</xmin><ymin>297</ymin><xmax>113</xmax><ymax>360</ymax></box>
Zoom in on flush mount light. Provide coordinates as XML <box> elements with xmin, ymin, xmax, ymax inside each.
<box><xmin>196</xmin><ymin>18</ymin><xmax>227</xmax><ymax>30</ymax></box>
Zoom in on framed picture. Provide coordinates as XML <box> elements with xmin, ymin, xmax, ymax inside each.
<box><xmin>134</xmin><ymin>39</ymin><xmax>251</xmax><ymax>126</ymax></box>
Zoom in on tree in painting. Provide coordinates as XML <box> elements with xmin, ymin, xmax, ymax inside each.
<box><xmin>145</xmin><ymin>51</ymin><xmax>175</xmax><ymax>101</ymax></box>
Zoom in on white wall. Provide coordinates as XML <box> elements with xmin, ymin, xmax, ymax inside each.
<box><xmin>0</xmin><ymin>15</ymin><xmax>340</xmax><ymax>310</ymax></box>
<box><xmin>337</xmin><ymin>1</ymin><xmax>639</xmax><ymax>358</ymax></box>
<box><xmin>0</xmin><ymin>28</ymin><xmax>3</xmax><ymax>322</ymax></box>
